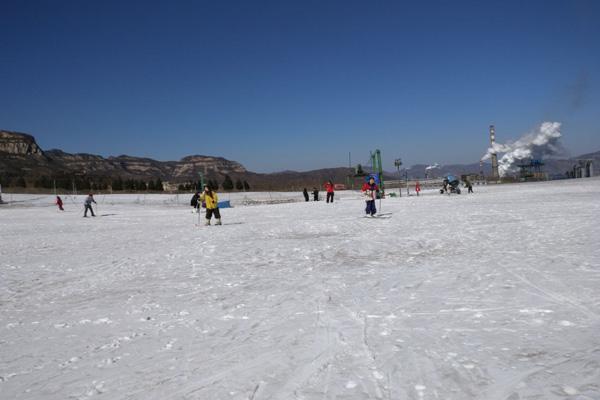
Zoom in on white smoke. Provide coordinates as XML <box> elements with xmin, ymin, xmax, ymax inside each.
<box><xmin>481</xmin><ymin>121</ymin><xmax>564</xmax><ymax>176</ymax></box>
<box><xmin>425</xmin><ymin>163</ymin><xmax>440</xmax><ymax>170</ymax></box>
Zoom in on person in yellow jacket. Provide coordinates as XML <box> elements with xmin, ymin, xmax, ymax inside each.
<box><xmin>200</xmin><ymin>185</ymin><xmax>222</xmax><ymax>225</ymax></box>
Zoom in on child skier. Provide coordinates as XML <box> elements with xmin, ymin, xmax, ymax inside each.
<box><xmin>324</xmin><ymin>181</ymin><xmax>335</xmax><ymax>203</ymax></box>
<box><xmin>200</xmin><ymin>185</ymin><xmax>221</xmax><ymax>225</ymax></box>
<box><xmin>361</xmin><ymin>176</ymin><xmax>379</xmax><ymax>216</ymax></box>
<box><xmin>302</xmin><ymin>188</ymin><xmax>309</xmax><ymax>202</ymax></box>
<box><xmin>415</xmin><ymin>181</ymin><xmax>421</xmax><ymax>197</ymax></box>
<box><xmin>190</xmin><ymin>191</ymin><xmax>200</xmax><ymax>212</ymax></box>
<box><xmin>83</xmin><ymin>193</ymin><xmax>96</xmax><ymax>217</ymax></box>
<box><xmin>56</xmin><ymin>195</ymin><xmax>64</xmax><ymax>211</ymax></box>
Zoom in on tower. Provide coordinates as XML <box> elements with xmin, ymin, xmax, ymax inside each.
<box><xmin>479</xmin><ymin>160</ymin><xmax>484</xmax><ymax>180</ymax></box>
<box><xmin>489</xmin><ymin>125</ymin><xmax>499</xmax><ymax>180</ymax></box>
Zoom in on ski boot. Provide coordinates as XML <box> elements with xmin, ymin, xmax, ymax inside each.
<box><xmin>204</xmin><ymin>219</ymin><xmax>211</xmax><ymax>226</ymax></box>
<box><xmin>215</xmin><ymin>219</ymin><xmax>222</xmax><ymax>226</ymax></box>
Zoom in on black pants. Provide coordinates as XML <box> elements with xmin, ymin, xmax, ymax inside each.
<box><xmin>365</xmin><ymin>200</ymin><xmax>376</xmax><ymax>215</ymax></box>
<box><xmin>326</xmin><ymin>192</ymin><xmax>334</xmax><ymax>203</ymax></box>
<box><xmin>84</xmin><ymin>204</ymin><xmax>95</xmax><ymax>217</ymax></box>
<box><xmin>206</xmin><ymin>208</ymin><xmax>221</xmax><ymax>220</ymax></box>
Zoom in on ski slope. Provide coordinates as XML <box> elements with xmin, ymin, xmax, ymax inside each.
<box><xmin>1</xmin><ymin>179</ymin><xmax>599</xmax><ymax>399</ymax></box>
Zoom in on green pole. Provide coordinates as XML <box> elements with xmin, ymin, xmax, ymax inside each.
<box><xmin>375</xmin><ymin>149</ymin><xmax>384</xmax><ymax>195</ymax></box>
<box><xmin>198</xmin><ymin>172</ymin><xmax>204</xmax><ymax>191</ymax></box>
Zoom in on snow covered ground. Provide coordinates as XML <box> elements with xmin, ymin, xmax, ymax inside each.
<box><xmin>1</xmin><ymin>179</ymin><xmax>599</xmax><ymax>400</ymax></box>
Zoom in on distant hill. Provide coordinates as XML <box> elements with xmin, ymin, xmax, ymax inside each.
<box><xmin>0</xmin><ymin>130</ymin><xmax>356</xmax><ymax>191</ymax></box>
<box><xmin>1</xmin><ymin>129</ymin><xmax>597</xmax><ymax>191</ymax></box>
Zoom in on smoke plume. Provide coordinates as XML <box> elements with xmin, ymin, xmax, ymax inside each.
<box><xmin>481</xmin><ymin>121</ymin><xmax>564</xmax><ymax>176</ymax></box>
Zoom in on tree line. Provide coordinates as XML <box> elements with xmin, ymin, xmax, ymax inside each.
<box><xmin>177</xmin><ymin>175</ymin><xmax>250</xmax><ymax>192</ymax></box>
<box><xmin>0</xmin><ymin>174</ymin><xmax>164</xmax><ymax>192</ymax></box>
<box><xmin>0</xmin><ymin>173</ymin><xmax>250</xmax><ymax>192</ymax></box>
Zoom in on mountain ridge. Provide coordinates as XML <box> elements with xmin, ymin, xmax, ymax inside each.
<box><xmin>1</xmin><ymin>129</ymin><xmax>598</xmax><ymax>190</ymax></box>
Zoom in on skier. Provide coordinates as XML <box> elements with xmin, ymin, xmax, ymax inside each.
<box><xmin>361</xmin><ymin>176</ymin><xmax>379</xmax><ymax>216</ymax></box>
<box><xmin>441</xmin><ymin>178</ymin><xmax>449</xmax><ymax>194</ymax></box>
<box><xmin>415</xmin><ymin>181</ymin><xmax>421</xmax><ymax>197</ymax></box>
<box><xmin>302</xmin><ymin>188</ymin><xmax>309</xmax><ymax>202</ymax></box>
<box><xmin>83</xmin><ymin>193</ymin><xmax>96</xmax><ymax>217</ymax></box>
<box><xmin>465</xmin><ymin>179</ymin><xmax>474</xmax><ymax>193</ymax></box>
<box><xmin>324</xmin><ymin>181</ymin><xmax>335</xmax><ymax>203</ymax></box>
<box><xmin>190</xmin><ymin>191</ymin><xmax>200</xmax><ymax>212</ymax></box>
<box><xmin>312</xmin><ymin>187</ymin><xmax>319</xmax><ymax>201</ymax></box>
<box><xmin>200</xmin><ymin>185</ymin><xmax>221</xmax><ymax>225</ymax></box>
<box><xmin>56</xmin><ymin>195</ymin><xmax>64</xmax><ymax>211</ymax></box>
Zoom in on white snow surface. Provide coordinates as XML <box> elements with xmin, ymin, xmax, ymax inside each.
<box><xmin>1</xmin><ymin>179</ymin><xmax>600</xmax><ymax>399</ymax></box>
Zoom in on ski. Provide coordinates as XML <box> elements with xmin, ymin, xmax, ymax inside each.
<box><xmin>363</xmin><ymin>212</ymin><xmax>392</xmax><ymax>219</ymax></box>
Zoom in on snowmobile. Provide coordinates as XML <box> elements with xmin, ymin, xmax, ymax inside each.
<box><xmin>440</xmin><ymin>175</ymin><xmax>461</xmax><ymax>194</ymax></box>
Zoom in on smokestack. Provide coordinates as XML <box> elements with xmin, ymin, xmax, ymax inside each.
<box><xmin>489</xmin><ymin>125</ymin><xmax>499</xmax><ymax>180</ymax></box>
<box><xmin>479</xmin><ymin>160</ymin><xmax>484</xmax><ymax>180</ymax></box>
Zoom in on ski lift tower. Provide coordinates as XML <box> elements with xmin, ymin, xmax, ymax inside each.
<box><xmin>198</xmin><ymin>172</ymin><xmax>205</xmax><ymax>191</ymax></box>
<box><xmin>370</xmin><ymin>149</ymin><xmax>385</xmax><ymax>196</ymax></box>
<box><xmin>394</xmin><ymin>158</ymin><xmax>402</xmax><ymax>197</ymax></box>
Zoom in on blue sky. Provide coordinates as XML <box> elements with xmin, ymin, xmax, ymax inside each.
<box><xmin>1</xmin><ymin>0</ymin><xmax>599</xmax><ymax>172</ymax></box>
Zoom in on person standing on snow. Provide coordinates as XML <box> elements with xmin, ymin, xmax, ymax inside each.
<box><xmin>302</xmin><ymin>188</ymin><xmax>309</xmax><ymax>202</ymax></box>
<box><xmin>83</xmin><ymin>193</ymin><xmax>96</xmax><ymax>217</ymax></box>
<box><xmin>56</xmin><ymin>195</ymin><xmax>64</xmax><ymax>211</ymax></box>
<box><xmin>465</xmin><ymin>179</ymin><xmax>474</xmax><ymax>193</ymax></box>
<box><xmin>200</xmin><ymin>185</ymin><xmax>221</xmax><ymax>225</ymax></box>
<box><xmin>361</xmin><ymin>176</ymin><xmax>379</xmax><ymax>216</ymax></box>
<box><xmin>190</xmin><ymin>191</ymin><xmax>201</xmax><ymax>212</ymax></box>
<box><xmin>415</xmin><ymin>181</ymin><xmax>421</xmax><ymax>197</ymax></box>
<box><xmin>324</xmin><ymin>180</ymin><xmax>335</xmax><ymax>203</ymax></box>
<box><xmin>312</xmin><ymin>187</ymin><xmax>319</xmax><ymax>201</ymax></box>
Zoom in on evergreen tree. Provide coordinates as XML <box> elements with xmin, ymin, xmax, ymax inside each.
<box><xmin>235</xmin><ymin>179</ymin><xmax>243</xmax><ymax>190</ymax></box>
<box><xmin>155</xmin><ymin>178</ymin><xmax>164</xmax><ymax>191</ymax></box>
<box><xmin>208</xmin><ymin>179</ymin><xmax>218</xmax><ymax>191</ymax></box>
<box><xmin>147</xmin><ymin>180</ymin><xmax>156</xmax><ymax>191</ymax></box>
<box><xmin>14</xmin><ymin>176</ymin><xmax>27</xmax><ymax>187</ymax></box>
<box><xmin>112</xmin><ymin>177</ymin><xmax>123</xmax><ymax>191</ymax></box>
<box><xmin>222</xmin><ymin>175</ymin><xmax>234</xmax><ymax>191</ymax></box>
<box><xmin>57</xmin><ymin>177</ymin><xmax>70</xmax><ymax>191</ymax></box>
<box><xmin>34</xmin><ymin>175</ymin><xmax>52</xmax><ymax>189</ymax></box>
<box><xmin>355</xmin><ymin>164</ymin><xmax>365</xmax><ymax>176</ymax></box>
<box><xmin>243</xmin><ymin>180</ymin><xmax>250</xmax><ymax>191</ymax></box>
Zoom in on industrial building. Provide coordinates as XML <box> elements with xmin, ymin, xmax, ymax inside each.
<box><xmin>568</xmin><ymin>160</ymin><xmax>594</xmax><ymax>178</ymax></box>
<box><xmin>518</xmin><ymin>159</ymin><xmax>547</xmax><ymax>181</ymax></box>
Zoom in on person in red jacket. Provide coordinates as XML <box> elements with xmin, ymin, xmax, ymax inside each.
<box><xmin>415</xmin><ymin>181</ymin><xmax>421</xmax><ymax>197</ymax></box>
<box><xmin>361</xmin><ymin>176</ymin><xmax>379</xmax><ymax>216</ymax></box>
<box><xmin>324</xmin><ymin>180</ymin><xmax>335</xmax><ymax>203</ymax></box>
<box><xmin>56</xmin><ymin>195</ymin><xmax>64</xmax><ymax>211</ymax></box>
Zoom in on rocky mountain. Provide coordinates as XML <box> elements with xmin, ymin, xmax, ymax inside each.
<box><xmin>0</xmin><ymin>130</ymin><xmax>44</xmax><ymax>155</ymax></box>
